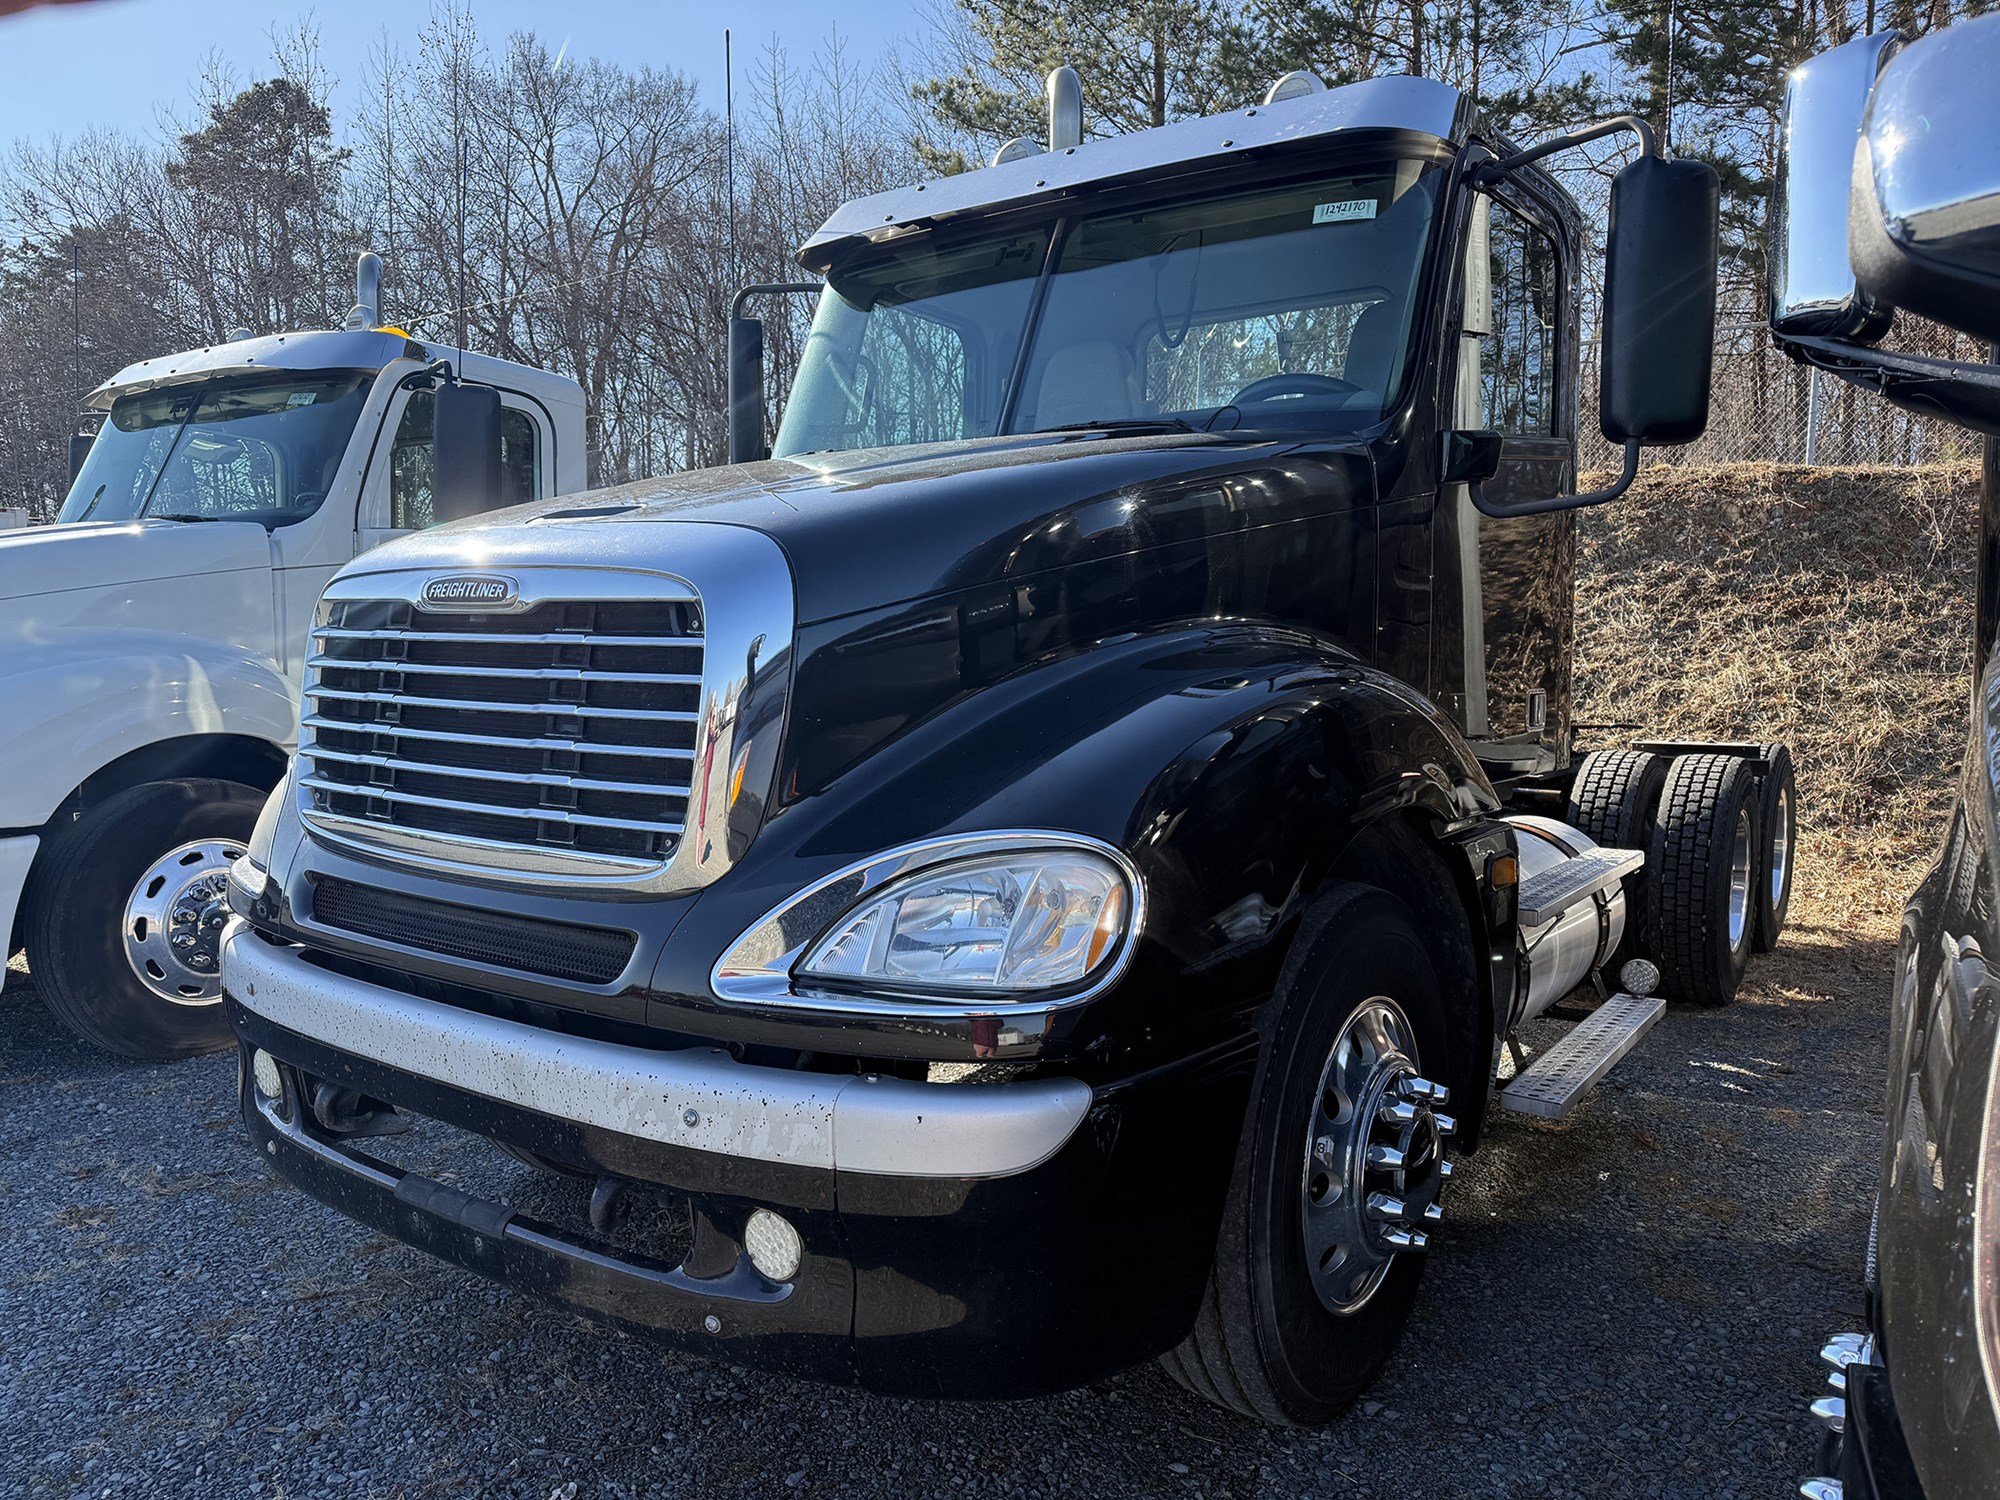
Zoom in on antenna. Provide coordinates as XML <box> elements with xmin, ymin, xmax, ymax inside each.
<box><xmin>71</xmin><ymin>241</ymin><xmax>80</xmax><ymax>404</ymax></box>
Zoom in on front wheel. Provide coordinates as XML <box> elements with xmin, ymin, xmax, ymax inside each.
<box><xmin>1162</xmin><ymin>883</ymin><xmax>1456</xmax><ymax>1425</ymax></box>
<box><xmin>24</xmin><ymin>778</ymin><xmax>266</xmax><ymax>1061</ymax></box>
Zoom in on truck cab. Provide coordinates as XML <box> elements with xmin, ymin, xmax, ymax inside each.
<box><xmin>222</xmin><ymin>73</ymin><xmax>1790</xmax><ymax>1421</ymax></box>
<box><xmin>1</xmin><ymin>257</ymin><xmax>586</xmax><ymax>1060</ymax></box>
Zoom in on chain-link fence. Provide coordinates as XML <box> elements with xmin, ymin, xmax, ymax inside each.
<box><xmin>1579</xmin><ymin>299</ymin><xmax>1988</xmax><ymax>471</ymax></box>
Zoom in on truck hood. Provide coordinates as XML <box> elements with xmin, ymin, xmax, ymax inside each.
<box><xmin>392</xmin><ymin>432</ymin><xmax>1377</xmax><ymax>623</ymax></box>
<box><xmin>0</xmin><ymin>519</ymin><xmax>271</xmax><ymax>606</ymax></box>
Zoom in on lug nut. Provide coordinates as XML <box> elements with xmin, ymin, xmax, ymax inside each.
<box><xmin>1826</xmin><ymin>1369</ymin><xmax>1846</xmax><ymax>1393</ymax></box>
<box><xmin>1437</xmin><ymin>1159</ymin><xmax>1455</xmax><ymax>1180</ymax></box>
<box><xmin>1798</xmin><ymin>1481</ymin><xmax>1844</xmax><ymax>1500</ymax></box>
<box><xmin>1367</xmin><ymin>1143</ymin><xmax>1407</xmax><ymax>1170</ymax></box>
<box><xmin>1421</xmin><ymin>1203</ymin><xmax>1444</xmax><ymax>1224</ymax></box>
<box><xmin>1820</xmin><ymin>1334</ymin><xmax>1868</xmax><ymax>1370</ymax></box>
<box><xmin>1367</xmin><ymin>1192</ymin><xmax>1407</xmax><ymax>1222</ymax></box>
<box><xmin>1433</xmin><ymin>1112</ymin><xmax>1458</xmax><ymax>1137</ymax></box>
<box><xmin>1378</xmin><ymin>1100</ymin><xmax>1419</xmax><ymax>1127</ymax></box>
<box><xmin>1810</xmin><ymin>1396</ymin><xmax>1846</xmax><ymax>1433</ymax></box>
<box><xmin>1383</xmin><ymin>1227</ymin><xmax>1430</xmax><ymax>1251</ymax></box>
<box><xmin>1398</xmin><ymin>1076</ymin><xmax>1449</xmax><ymax>1105</ymax></box>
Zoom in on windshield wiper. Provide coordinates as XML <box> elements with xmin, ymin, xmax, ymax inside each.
<box><xmin>144</xmin><ymin>512</ymin><xmax>220</xmax><ymax>523</ymax></box>
<box><xmin>1030</xmin><ymin>417</ymin><xmax>1198</xmax><ymax>437</ymax></box>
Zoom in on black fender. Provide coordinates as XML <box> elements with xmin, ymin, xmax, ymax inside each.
<box><xmin>649</xmin><ymin>621</ymin><xmax>1517</xmax><ymax>1101</ymax></box>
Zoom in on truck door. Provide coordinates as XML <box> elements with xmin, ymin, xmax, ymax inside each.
<box><xmin>356</xmin><ymin>384</ymin><xmax>552</xmax><ymax>553</ymax></box>
<box><xmin>1442</xmin><ymin>188</ymin><xmax>1577</xmax><ymax>769</ymax></box>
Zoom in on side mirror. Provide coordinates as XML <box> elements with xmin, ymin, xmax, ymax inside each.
<box><xmin>1440</xmin><ymin>429</ymin><xmax>1503</xmax><ymax>485</ymax></box>
<box><xmin>1849</xmin><ymin>13</ymin><xmax>2000</xmax><ymax>345</ymax></box>
<box><xmin>727</xmin><ymin>314</ymin><xmax>767</xmax><ymax>465</ymax></box>
<box><xmin>68</xmin><ymin>431</ymin><xmax>94</xmax><ymax>485</ymax></box>
<box><xmin>431</xmin><ymin>381</ymin><xmax>503</xmax><ymax>525</ymax></box>
<box><xmin>1769</xmin><ymin>31</ymin><xmax>1902</xmax><ymax>341</ymax></box>
<box><xmin>1600</xmin><ymin>155</ymin><xmax>1720</xmax><ymax>447</ymax></box>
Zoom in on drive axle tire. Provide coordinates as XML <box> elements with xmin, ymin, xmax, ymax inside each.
<box><xmin>1163</xmin><ymin>882</ymin><xmax>1455</xmax><ymax>1426</ymax></box>
<box><xmin>1566</xmin><ymin>749</ymin><xmax>1669</xmax><ymax>961</ymax></box>
<box><xmin>1751</xmin><ymin>744</ymin><xmax>1796</xmax><ymax>954</ymax></box>
<box><xmin>1566</xmin><ymin>749</ymin><xmax>1668</xmax><ymax>849</ymax></box>
<box><xmin>1646</xmin><ymin>754</ymin><xmax>1761</xmax><ymax>1006</ymax></box>
<box><xmin>24</xmin><ymin>778</ymin><xmax>265</xmax><ymax>1061</ymax></box>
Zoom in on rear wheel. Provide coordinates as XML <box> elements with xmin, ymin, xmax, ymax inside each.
<box><xmin>1751</xmin><ymin>744</ymin><xmax>1796</xmax><ymax>953</ymax></box>
<box><xmin>24</xmin><ymin>778</ymin><xmax>264</xmax><ymax>1061</ymax></box>
<box><xmin>1162</xmin><ymin>883</ymin><xmax>1455</xmax><ymax>1425</ymax></box>
<box><xmin>1646</xmin><ymin>754</ymin><xmax>1761</xmax><ymax>1006</ymax></box>
<box><xmin>1567</xmin><ymin>749</ymin><xmax>1669</xmax><ymax>961</ymax></box>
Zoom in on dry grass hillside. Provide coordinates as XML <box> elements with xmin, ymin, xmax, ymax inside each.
<box><xmin>1575</xmin><ymin>460</ymin><xmax>1980</xmax><ymax>940</ymax></box>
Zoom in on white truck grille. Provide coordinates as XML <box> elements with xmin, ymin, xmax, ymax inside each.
<box><xmin>299</xmin><ymin>595</ymin><xmax>704</xmax><ymax>869</ymax></box>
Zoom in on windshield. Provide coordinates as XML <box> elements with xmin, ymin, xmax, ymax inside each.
<box><xmin>775</xmin><ymin>160</ymin><xmax>1445</xmax><ymax>459</ymax></box>
<box><xmin>58</xmin><ymin>370</ymin><xmax>375</xmax><ymax>526</ymax></box>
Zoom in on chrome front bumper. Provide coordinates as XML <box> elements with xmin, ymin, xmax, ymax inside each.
<box><xmin>220</xmin><ymin>918</ymin><xmax>1093</xmax><ymax>1180</ymax></box>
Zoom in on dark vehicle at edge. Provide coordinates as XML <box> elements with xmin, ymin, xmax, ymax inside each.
<box><xmin>1770</xmin><ymin>16</ymin><xmax>2000</xmax><ymax>1500</ymax></box>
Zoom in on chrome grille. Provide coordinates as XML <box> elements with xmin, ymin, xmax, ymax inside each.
<box><xmin>299</xmin><ymin>594</ymin><xmax>703</xmax><ymax>870</ymax></box>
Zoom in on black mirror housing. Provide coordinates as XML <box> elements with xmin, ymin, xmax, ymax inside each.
<box><xmin>1600</xmin><ymin>155</ymin><xmax>1720</xmax><ymax>446</ymax></box>
<box><xmin>432</xmin><ymin>381</ymin><xmax>504</xmax><ymax>525</ymax></box>
<box><xmin>68</xmin><ymin>431</ymin><xmax>94</xmax><ymax>485</ymax></box>
<box><xmin>1440</xmin><ymin>429</ymin><xmax>1503</xmax><ymax>485</ymax></box>
<box><xmin>727</xmin><ymin>315</ymin><xmax>767</xmax><ymax>465</ymax></box>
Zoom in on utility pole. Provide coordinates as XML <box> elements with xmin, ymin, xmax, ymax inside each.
<box><xmin>725</xmin><ymin>29</ymin><xmax>737</xmax><ymax>291</ymax></box>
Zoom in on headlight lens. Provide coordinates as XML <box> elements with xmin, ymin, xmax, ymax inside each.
<box><xmin>798</xmin><ymin>851</ymin><xmax>1131</xmax><ymax>995</ymax></box>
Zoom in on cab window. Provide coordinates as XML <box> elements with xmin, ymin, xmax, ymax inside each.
<box><xmin>388</xmin><ymin>391</ymin><xmax>541</xmax><ymax>529</ymax></box>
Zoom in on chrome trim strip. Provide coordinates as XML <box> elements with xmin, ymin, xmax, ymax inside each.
<box><xmin>300</xmin><ymin>715</ymin><xmax>698</xmax><ymax>762</ymax></box>
<box><xmin>308</xmin><ymin>686</ymin><xmax>701</xmax><ymax>723</ymax></box>
<box><xmin>711</xmin><ymin>830</ymin><xmax>1145</xmax><ymax>1019</ymax></box>
<box><xmin>299</xmin><ymin>811</ymin><xmax>659</xmax><ymax>879</ymax></box>
<box><xmin>299</xmin><ymin>774</ymin><xmax>685</xmax><ymax>834</ymax></box>
<box><xmin>225</xmin><ymin>921</ymin><xmax>1092</xmax><ymax>1178</ymax></box>
<box><xmin>315</xmin><ymin>626</ymin><xmax>699</xmax><ymax>649</ymax></box>
<box><xmin>307</xmin><ymin>655</ymin><xmax>702</xmax><ymax>687</ymax></box>
<box><xmin>304</xmin><ymin>746</ymin><xmax>687</xmax><ymax>799</ymax></box>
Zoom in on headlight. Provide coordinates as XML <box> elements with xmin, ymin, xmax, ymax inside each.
<box><xmin>800</xmin><ymin>851</ymin><xmax>1130</xmax><ymax>995</ymax></box>
<box><xmin>227</xmin><ymin>768</ymin><xmax>292</xmax><ymax>917</ymax></box>
<box><xmin>712</xmin><ymin>832</ymin><xmax>1143</xmax><ymax>1011</ymax></box>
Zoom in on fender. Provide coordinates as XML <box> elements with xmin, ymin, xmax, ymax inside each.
<box><xmin>649</xmin><ymin>621</ymin><xmax>1511</xmax><ymax>1079</ymax></box>
<box><xmin>0</xmin><ymin>628</ymin><xmax>297</xmax><ymax>835</ymax></box>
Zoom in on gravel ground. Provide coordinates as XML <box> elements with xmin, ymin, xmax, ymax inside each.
<box><xmin>0</xmin><ymin>871</ymin><xmax>1885</xmax><ymax>1500</ymax></box>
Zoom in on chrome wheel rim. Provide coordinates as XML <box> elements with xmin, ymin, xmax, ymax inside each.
<box><xmin>1727</xmin><ymin>808</ymin><xmax>1754</xmax><ymax>951</ymax></box>
<box><xmin>122</xmin><ymin>838</ymin><xmax>246</xmax><ymax>1005</ymax></box>
<box><xmin>1769</xmin><ymin>785</ymin><xmax>1793</xmax><ymax>908</ymax></box>
<box><xmin>1300</xmin><ymin>997</ymin><xmax>1453</xmax><ymax>1315</ymax></box>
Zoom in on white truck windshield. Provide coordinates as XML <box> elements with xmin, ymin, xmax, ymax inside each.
<box><xmin>59</xmin><ymin>370</ymin><xmax>374</xmax><ymax>526</ymax></box>
<box><xmin>775</xmin><ymin>161</ymin><xmax>1445</xmax><ymax>459</ymax></box>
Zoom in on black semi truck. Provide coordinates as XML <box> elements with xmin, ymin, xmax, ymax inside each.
<box><xmin>1770</xmin><ymin>18</ymin><xmax>2000</xmax><ymax>1500</ymax></box>
<box><xmin>220</xmin><ymin>68</ymin><xmax>1795</xmax><ymax>1422</ymax></box>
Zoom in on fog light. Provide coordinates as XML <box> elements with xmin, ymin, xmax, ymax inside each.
<box><xmin>251</xmin><ymin>1048</ymin><xmax>283</xmax><ymax>1101</ymax></box>
<box><xmin>744</xmin><ymin>1208</ymin><xmax>802</xmax><ymax>1282</ymax></box>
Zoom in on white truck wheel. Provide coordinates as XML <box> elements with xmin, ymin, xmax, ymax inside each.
<box><xmin>24</xmin><ymin>778</ymin><xmax>265</xmax><ymax>1061</ymax></box>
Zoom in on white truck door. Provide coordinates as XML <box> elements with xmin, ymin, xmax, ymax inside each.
<box><xmin>357</xmin><ymin>384</ymin><xmax>554</xmax><ymax>552</ymax></box>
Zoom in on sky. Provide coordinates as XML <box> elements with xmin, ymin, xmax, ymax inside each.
<box><xmin>0</xmin><ymin>0</ymin><xmax>914</xmax><ymax>150</ymax></box>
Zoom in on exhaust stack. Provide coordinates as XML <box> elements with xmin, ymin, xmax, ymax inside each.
<box><xmin>344</xmin><ymin>251</ymin><xmax>382</xmax><ymax>331</ymax></box>
<box><xmin>1046</xmin><ymin>66</ymin><xmax>1082</xmax><ymax>151</ymax></box>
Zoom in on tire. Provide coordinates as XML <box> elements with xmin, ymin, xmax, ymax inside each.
<box><xmin>1751</xmin><ymin>744</ymin><xmax>1796</xmax><ymax>953</ymax></box>
<box><xmin>1646</xmin><ymin>754</ymin><xmax>1761</xmax><ymax>1006</ymax></box>
<box><xmin>1162</xmin><ymin>882</ymin><xmax>1455</xmax><ymax>1425</ymax></box>
<box><xmin>1566</xmin><ymin>749</ymin><xmax>1669</xmax><ymax>963</ymax></box>
<box><xmin>24</xmin><ymin>778</ymin><xmax>265</xmax><ymax>1061</ymax></box>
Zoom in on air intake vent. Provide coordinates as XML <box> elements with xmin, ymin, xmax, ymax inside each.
<box><xmin>299</xmin><ymin>594</ymin><xmax>702</xmax><ymax>871</ymax></box>
<box><xmin>310</xmin><ymin>876</ymin><xmax>636</xmax><ymax>985</ymax></box>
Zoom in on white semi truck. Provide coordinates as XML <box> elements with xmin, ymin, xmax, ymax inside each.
<box><xmin>0</xmin><ymin>255</ymin><xmax>586</xmax><ymax>1060</ymax></box>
